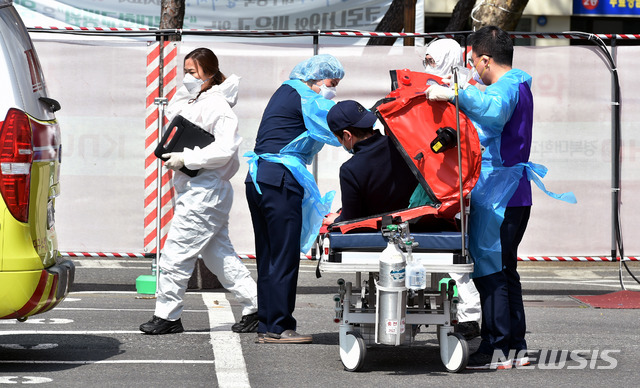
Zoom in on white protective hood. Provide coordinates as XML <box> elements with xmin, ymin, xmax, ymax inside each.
<box><xmin>424</xmin><ymin>39</ymin><xmax>464</xmax><ymax>78</ymax></box>
<box><xmin>201</xmin><ymin>73</ymin><xmax>239</xmax><ymax>108</ymax></box>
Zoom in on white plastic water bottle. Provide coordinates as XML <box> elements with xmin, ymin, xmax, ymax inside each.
<box><xmin>405</xmin><ymin>241</ymin><xmax>427</xmax><ymax>290</ymax></box>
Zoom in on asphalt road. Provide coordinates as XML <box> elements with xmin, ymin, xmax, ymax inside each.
<box><xmin>1</xmin><ymin>258</ymin><xmax>639</xmax><ymax>387</ymax></box>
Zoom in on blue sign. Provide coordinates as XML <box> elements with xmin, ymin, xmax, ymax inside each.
<box><xmin>574</xmin><ymin>0</ymin><xmax>640</xmax><ymax>16</ymax></box>
<box><xmin>537</xmin><ymin>15</ymin><xmax>547</xmax><ymax>26</ymax></box>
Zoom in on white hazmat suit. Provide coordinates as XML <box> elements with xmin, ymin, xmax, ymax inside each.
<box><xmin>155</xmin><ymin>74</ymin><xmax>258</xmax><ymax>321</ymax></box>
<box><xmin>424</xmin><ymin>38</ymin><xmax>472</xmax><ymax>89</ymax></box>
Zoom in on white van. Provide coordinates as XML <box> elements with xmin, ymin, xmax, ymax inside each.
<box><xmin>0</xmin><ymin>0</ymin><xmax>74</xmax><ymax>320</ymax></box>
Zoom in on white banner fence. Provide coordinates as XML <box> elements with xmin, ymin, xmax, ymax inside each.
<box><xmin>28</xmin><ymin>29</ymin><xmax>640</xmax><ymax>261</ymax></box>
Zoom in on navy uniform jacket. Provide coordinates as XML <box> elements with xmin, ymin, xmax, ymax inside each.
<box><xmin>335</xmin><ymin>131</ymin><xmax>418</xmax><ymax>222</ymax></box>
<box><xmin>244</xmin><ymin>83</ymin><xmax>304</xmax><ymax>194</ymax></box>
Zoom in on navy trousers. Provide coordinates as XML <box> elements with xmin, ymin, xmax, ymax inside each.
<box><xmin>473</xmin><ymin>206</ymin><xmax>531</xmax><ymax>358</ymax></box>
<box><xmin>245</xmin><ymin>180</ymin><xmax>303</xmax><ymax>335</ymax></box>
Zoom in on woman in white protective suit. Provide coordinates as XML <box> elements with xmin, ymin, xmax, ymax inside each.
<box><xmin>140</xmin><ymin>48</ymin><xmax>258</xmax><ymax>335</ymax></box>
<box><xmin>418</xmin><ymin>38</ymin><xmax>482</xmax><ymax>340</ymax></box>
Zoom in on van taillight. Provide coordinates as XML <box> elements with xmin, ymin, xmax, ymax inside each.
<box><xmin>0</xmin><ymin>108</ymin><xmax>33</xmax><ymax>223</ymax></box>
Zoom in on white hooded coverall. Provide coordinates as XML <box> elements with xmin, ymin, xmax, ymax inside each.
<box><xmin>155</xmin><ymin>74</ymin><xmax>258</xmax><ymax>321</ymax></box>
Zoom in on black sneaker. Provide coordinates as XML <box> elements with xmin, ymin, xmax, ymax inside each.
<box><xmin>466</xmin><ymin>351</ymin><xmax>512</xmax><ymax>370</ymax></box>
<box><xmin>455</xmin><ymin>321</ymin><xmax>480</xmax><ymax>340</ymax></box>
<box><xmin>231</xmin><ymin>312</ymin><xmax>258</xmax><ymax>333</ymax></box>
<box><xmin>139</xmin><ymin>316</ymin><xmax>184</xmax><ymax>335</ymax></box>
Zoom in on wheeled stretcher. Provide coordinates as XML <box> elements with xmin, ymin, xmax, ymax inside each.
<box><xmin>318</xmin><ymin>70</ymin><xmax>482</xmax><ymax>372</ymax></box>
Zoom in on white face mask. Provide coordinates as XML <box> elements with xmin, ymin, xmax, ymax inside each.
<box><xmin>319</xmin><ymin>84</ymin><xmax>337</xmax><ymax>100</ymax></box>
<box><xmin>471</xmin><ymin>66</ymin><xmax>486</xmax><ymax>86</ymax></box>
<box><xmin>341</xmin><ymin>135</ymin><xmax>354</xmax><ymax>154</ymax></box>
<box><xmin>424</xmin><ymin>61</ymin><xmax>447</xmax><ymax>78</ymax></box>
<box><xmin>183</xmin><ymin>73</ymin><xmax>204</xmax><ymax>94</ymax></box>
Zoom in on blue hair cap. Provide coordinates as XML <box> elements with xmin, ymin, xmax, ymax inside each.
<box><xmin>289</xmin><ymin>54</ymin><xmax>345</xmax><ymax>81</ymax></box>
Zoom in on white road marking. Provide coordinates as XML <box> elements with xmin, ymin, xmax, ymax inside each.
<box><xmin>65</xmin><ymin>291</ymin><xmax>229</xmax><ymax>296</ymax></box>
<box><xmin>0</xmin><ymin>331</ymin><xmax>211</xmax><ymax>335</ymax></box>
<box><xmin>520</xmin><ymin>279</ymin><xmax>640</xmax><ymax>290</ymax></box>
<box><xmin>0</xmin><ymin>319</ymin><xmax>73</xmax><ymax>325</ymax></box>
<box><xmin>0</xmin><ymin>376</ymin><xmax>53</xmax><ymax>384</ymax></box>
<box><xmin>73</xmin><ymin>260</ymin><xmax>149</xmax><ymax>269</ymax></box>
<box><xmin>553</xmin><ymin>269</ymin><xmax>600</xmax><ymax>279</ymax></box>
<box><xmin>25</xmin><ymin>318</ymin><xmax>73</xmax><ymax>324</ymax></box>
<box><xmin>51</xmin><ymin>308</ymin><xmax>207</xmax><ymax>313</ymax></box>
<box><xmin>0</xmin><ymin>292</ymin><xmax>249</xmax><ymax>386</ymax></box>
<box><xmin>0</xmin><ymin>344</ymin><xmax>58</xmax><ymax>350</ymax></box>
<box><xmin>202</xmin><ymin>293</ymin><xmax>251</xmax><ymax>388</ymax></box>
<box><xmin>0</xmin><ymin>360</ymin><xmax>214</xmax><ymax>364</ymax></box>
<box><xmin>70</xmin><ymin>291</ymin><xmax>140</xmax><ymax>295</ymax></box>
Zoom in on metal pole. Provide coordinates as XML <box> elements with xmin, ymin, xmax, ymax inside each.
<box><xmin>311</xmin><ymin>32</ymin><xmax>320</xmax><ymax>259</ymax></box>
<box><xmin>610</xmin><ymin>36</ymin><xmax>620</xmax><ymax>262</ymax></box>
<box><xmin>452</xmin><ymin>67</ymin><xmax>466</xmax><ymax>256</ymax></box>
<box><xmin>154</xmin><ymin>108</ymin><xmax>163</xmax><ymax>286</ymax></box>
<box><xmin>153</xmin><ymin>97</ymin><xmax>167</xmax><ymax>290</ymax></box>
<box><xmin>313</xmin><ymin>32</ymin><xmax>319</xmax><ymax>55</ymax></box>
<box><xmin>153</xmin><ymin>37</ymin><xmax>168</xmax><ymax>291</ymax></box>
<box><xmin>312</xmin><ymin>32</ymin><xmax>319</xmax><ymax>184</ymax></box>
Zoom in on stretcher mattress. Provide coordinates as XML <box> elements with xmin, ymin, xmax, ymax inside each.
<box><xmin>324</xmin><ymin>230</ymin><xmax>469</xmax><ymax>271</ymax></box>
<box><xmin>328</xmin><ymin>231</ymin><xmax>464</xmax><ymax>252</ymax></box>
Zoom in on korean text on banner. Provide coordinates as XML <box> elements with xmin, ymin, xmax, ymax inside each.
<box><xmin>14</xmin><ymin>0</ymin><xmax>392</xmax><ymax>31</ymax></box>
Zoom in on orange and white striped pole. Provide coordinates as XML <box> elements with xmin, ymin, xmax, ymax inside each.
<box><xmin>144</xmin><ymin>41</ymin><xmax>179</xmax><ymax>278</ymax></box>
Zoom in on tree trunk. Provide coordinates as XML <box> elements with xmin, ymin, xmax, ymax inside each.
<box><xmin>446</xmin><ymin>0</ymin><xmax>476</xmax><ymax>32</ymax></box>
<box><xmin>471</xmin><ymin>0</ymin><xmax>529</xmax><ymax>31</ymax></box>
<box><xmin>367</xmin><ymin>0</ymin><xmax>416</xmax><ymax>46</ymax></box>
<box><xmin>160</xmin><ymin>0</ymin><xmax>185</xmax><ymax>41</ymax></box>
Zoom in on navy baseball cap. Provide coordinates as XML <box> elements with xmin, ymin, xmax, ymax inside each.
<box><xmin>327</xmin><ymin>100</ymin><xmax>377</xmax><ymax>133</ymax></box>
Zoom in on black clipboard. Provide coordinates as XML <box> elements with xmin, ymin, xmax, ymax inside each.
<box><xmin>154</xmin><ymin>115</ymin><xmax>216</xmax><ymax>177</ymax></box>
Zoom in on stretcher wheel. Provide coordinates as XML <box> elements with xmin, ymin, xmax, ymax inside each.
<box><xmin>339</xmin><ymin>331</ymin><xmax>366</xmax><ymax>372</ymax></box>
<box><xmin>440</xmin><ymin>332</ymin><xmax>468</xmax><ymax>373</ymax></box>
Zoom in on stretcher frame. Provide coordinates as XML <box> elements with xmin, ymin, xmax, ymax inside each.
<box><xmin>319</xmin><ymin>221</ymin><xmax>472</xmax><ymax>373</ymax></box>
<box><xmin>318</xmin><ymin>68</ymin><xmax>479</xmax><ymax>373</ymax></box>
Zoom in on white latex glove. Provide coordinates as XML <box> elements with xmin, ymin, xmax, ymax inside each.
<box><xmin>442</xmin><ymin>72</ymin><xmax>470</xmax><ymax>90</ymax></box>
<box><xmin>441</xmin><ymin>73</ymin><xmax>454</xmax><ymax>86</ymax></box>
<box><xmin>162</xmin><ymin>152</ymin><xmax>185</xmax><ymax>170</ymax></box>
<box><xmin>425</xmin><ymin>84</ymin><xmax>454</xmax><ymax>102</ymax></box>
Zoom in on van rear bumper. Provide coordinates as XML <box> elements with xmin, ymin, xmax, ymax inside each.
<box><xmin>0</xmin><ymin>259</ymin><xmax>75</xmax><ymax>319</ymax></box>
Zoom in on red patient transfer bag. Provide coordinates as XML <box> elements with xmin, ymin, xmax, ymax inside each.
<box><xmin>331</xmin><ymin>69</ymin><xmax>482</xmax><ymax>234</ymax></box>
